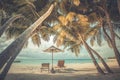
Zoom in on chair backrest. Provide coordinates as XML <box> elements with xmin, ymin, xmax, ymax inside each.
<box><xmin>57</xmin><ymin>60</ymin><xmax>64</xmax><ymax>68</ymax></box>
<box><xmin>41</xmin><ymin>63</ymin><xmax>49</xmax><ymax>68</ymax></box>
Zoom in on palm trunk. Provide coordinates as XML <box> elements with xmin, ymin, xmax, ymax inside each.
<box><xmin>0</xmin><ymin>53</ymin><xmax>18</xmax><ymax>80</ymax></box>
<box><xmin>99</xmin><ymin>6</ymin><xmax>120</xmax><ymax>67</ymax></box>
<box><xmin>0</xmin><ymin>3</ymin><xmax>55</xmax><ymax>74</ymax></box>
<box><xmin>0</xmin><ymin>14</ymin><xmax>23</xmax><ymax>37</ymax></box>
<box><xmin>78</xmin><ymin>34</ymin><xmax>105</xmax><ymax>74</ymax></box>
<box><xmin>117</xmin><ymin>0</ymin><xmax>120</xmax><ymax>14</ymax></box>
<box><xmin>102</xmin><ymin>26</ymin><xmax>112</xmax><ymax>48</ymax></box>
<box><xmin>89</xmin><ymin>46</ymin><xmax>113</xmax><ymax>73</ymax></box>
<box><xmin>0</xmin><ymin>37</ymin><xmax>27</xmax><ymax>69</ymax></box>
<box><xmin>105</xmin><ymin>10</ymin><xmax>120</xmax><ymax>67</ymax></box>
<box><xmin>0</xmin><ymin>38</ymin><xmax>27</xmax><ymax>80</ymax></box>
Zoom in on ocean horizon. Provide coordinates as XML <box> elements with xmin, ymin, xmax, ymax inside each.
<box><xmin>14</xmin><ymin>58</ymin><xmax>108</xmax><ymax>65</ymax></box>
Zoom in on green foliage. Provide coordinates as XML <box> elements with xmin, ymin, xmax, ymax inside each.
<box><xmin>1</xmin><ymin>0</ymin><xmax>120</xmax><ymax>55</ymax></box>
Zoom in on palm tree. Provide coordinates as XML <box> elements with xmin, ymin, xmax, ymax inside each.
<box><xmin>51</xmin><ymin>12</ymin><xmax>107</xmax><ymax>74</ymax></box>
<box><xmin>0</xmin><ymin>0</ymin><xmax>118</xmax><ymax>77</ymax></box>
<box><xmin>0</xmin><ymin>3</ymin><xmax>55</xmax><ymax>80</ymax></box>
<box><xmin>82</xmin><ymin>0</ymin><xmax>120</xmax><ymax>67</ymax></box>
<box><xmin>95</xmin><ymin>0</ymin><xmax>120</xmax><ymax>66</ymax></box>
<box><xmin>78</xmin><ymin>34</ymin><xmax>105</xmax><ymax>74</ymax></box>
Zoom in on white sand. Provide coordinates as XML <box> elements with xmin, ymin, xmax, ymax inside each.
<box><xmin>5</xmin><ymin>59</ymin><xmax>120</xmax><ymax>80</ymax></box>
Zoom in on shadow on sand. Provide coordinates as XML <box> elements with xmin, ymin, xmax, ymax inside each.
<box><xmin>5</xmin><ymin>67</ymin><xmax>120</xmax><ymax>80</ymax></box>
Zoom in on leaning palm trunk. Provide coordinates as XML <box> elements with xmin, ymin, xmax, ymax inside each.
<box><xmin>99</xmin><ymin>7</ymin><xmax>120</xmax><ymax>67</ymax></box>
<box><xmin>117</xmin><ymin>0</ymin><xmax>120</xmax><ymax>14</ymax></box>
<box><xmin>0</xmin><ymin>57</ymin><xmax>14</xmax><ymax>80</ymax></box>
<box><xmin>102</xmin><ymin>26</ymin><xmax>112</xmax><ymax>48</ymax></box>
<box><xmin>89</xmin><ymin>46</ymin><xmax>113</xmax><ymax>73</ymax></box>
<box><xmin>78</xmin><ymin>34</ymin><xmax>105</xmax><ymax>74</ymax></box>
<box><xmin>0</xmin><ymin>3</ymin><xmax>55</xmax><ymax>78</ymax></box>
<box><xmin>105</xmin><ymin>13</ymin><xmax>120</xmax><ymax>67</ymax></box>
<box><xmin>0</xmin><ymin>14</ymin><xmax>23</xmax><ymax>37</ymax></box>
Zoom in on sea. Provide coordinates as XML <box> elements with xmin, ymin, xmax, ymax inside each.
<box><xmin>14</xmin><ymin>58</ymin><xmax>108</xmax><ymax>65</ymax></box>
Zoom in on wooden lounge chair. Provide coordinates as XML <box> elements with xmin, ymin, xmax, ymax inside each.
<box><xmin>55</xmin><ymin>60</ymin><xmax>65</xmax><ymax>71</ymax></box>
<box><xmin>41</xmin><ymin>63</ymin><xmax>50</xmax><ymax>72</ymax></box>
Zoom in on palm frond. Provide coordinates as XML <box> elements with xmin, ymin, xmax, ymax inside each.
<box><xmin>63</xmin><ymin>40</ymin><xmax>75</xmax><ymax>49</ymax></box>
<box><xmin>68</xmin><ymin>44</ymin><xmax>81</xmax><ymax>56</ymax></box>
<box><xmin>39</xmin><ymin>28</ymin><xmax>50</xmax><ymax>41</ymax></box>
<box><xmin>88</xmin><ymin>12</ymin><xmax>98</xmax><ymax>23</ymax></box>
<box><xmin>90</xmin><ymin>36</ymin><xmax>95</xmax><ymax>46</ymax></box>
<box><xmin>52</xmin><ymin>24</ymin><xmax>61</xmax><ymax>31</ymax></box>
<box><xmin>103</xmin><ymin>28</ymin><xmax>113</xmax><ymax>48</ymax></box>
<box><xmin>58</xmin><ymin>0</ymin><xmax>67</xmax><ymax>16</ymax></box>
<box><xmin>85</xmin><ymin>25</ymin><xmax>99</xmax><ymax>36</ymax></box>
<box><xmin>0</xmin><ymin>9</ymin><xmax>7</xmax><ymax>19</ymax></box>
<box><xmin>115</xmin><ymin>32</ymin><xmax>120</xmax><ymax>40</ymax></box>
<box><xmin>66</xmin><ymin>12</ymin><xmax>76</xmax><ymax>22</ymax></box>
<box><xmin>31</xmin><ymin>33</ymin><xmax>41</xmax><ymax>47</ymax></box>
<box><xmin>5</xmin><ymin>25</ymin><xmax>26</xmax><ymax>39</ymax></box>
<box><xmin>58</xmin><ymin>16</ymin><xmax>68</xmax><ymax>26</ymax></box>
<box><xmin>96</xmin><ymin>29</ymin><xmax>102</xmax><ymax>46</ymax></box>
<box><xmin>72</xmin><ymin>0</ymin><xmax>80</xmax><ymax>6</ymax></box>
<box><xmin>23</xmin><ymin>40</ymin><xmax>28</xmax><ymax>48</ymax></box>
<box><xmin>77</xmin><ymin>14</ymin><xmax>89</xmax><ymax>27</ymax></box>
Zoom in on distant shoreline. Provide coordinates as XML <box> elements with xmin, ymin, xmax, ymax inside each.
<box><xmin>14</xmin><ymin>58</ymin><xmax>109</xmax><ymax>65</ymax></box>
<box><xmin>107</xmin><ymin>57</ymin><xmax>115</xmax><ymax>59</ymax></box>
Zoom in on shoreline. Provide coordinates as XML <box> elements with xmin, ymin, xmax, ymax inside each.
<box><xmin>13</xmin><ymin>58</ymin><xmax>109</xmax><ymax>65</ymax></box>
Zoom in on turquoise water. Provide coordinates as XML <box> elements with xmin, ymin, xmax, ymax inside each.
<box><xmin>15</xmin><ymin>59</ymin><xmax>107</xmax><ymax>64</ymax></box>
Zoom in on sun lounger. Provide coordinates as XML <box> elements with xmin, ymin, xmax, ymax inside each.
<box><xmin>41</xmin><ymin>63</ymin><xmax>50</xmax><ymax>72</ymax></box>
<box><xmin>55</xmin><ymin>60</ymin><xmax>65</xmax><ymax>71</ymax></box>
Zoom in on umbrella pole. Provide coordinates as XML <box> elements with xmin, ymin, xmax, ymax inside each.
<box><xmin>51</xmin><ymin>51</ymin><xmax>55</xmax><ymax>73</ymax></box>
<box><xmin>52</xmin><ymin>51</ymin><xmax>53</xmax><ymax>69</ymax></box>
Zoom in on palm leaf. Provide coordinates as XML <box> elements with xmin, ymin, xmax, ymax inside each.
<box><xmin>90</xmin><ymin>36</ymin><xmax>95</xmax><ymax>46</ymax></box>
<box><xmin>58</xmin><ymin>0</ymin><xmax>67</xmax><ymax>16</ymax></box>
<box><xmin>68</xmin><ymin>44</ymin><xmax>81</xmax><ymax>56</ymax></box>
<box><xmin>66</xmin><ymin>12</ymin><xmax>76</xmax><ymax>22</ymax></box>
<box><xmin>103</xmin><ymin>30</ymin><xmax>112</xmax><ymax>48</ymax></box>
<box><xmin>72</xmin><ymin>0</ymin><xmax>80</xmax><ymax>6</ymax></box>
<box><xmin>63</xmin><ymin>40</ymin><xmax>75</xmax><ymax>49</ymax></box>
<box><xmin>39</xmin><ymin>28</ymin><xmax>50</xmax><ymax>41</ymax></box>
<box><xmin>115</xmin><ymin>32</ymin><xmax>120</xmax><ymax>40</ymax></box>
<box><xmin>96</xmin><ymin>29</ymin><xmax>102</xmax><ymax>46</ymax></box>
<box><xmin>88</xmin><ymin>12</ymin><xmax>98</xmax><ymax>23</ymax></box>
<box><xmin>31</xmin><ymin>33</ymin><xmax>41</xmax><ymax>47</ymax></box>
<box><xmin>58</xmin><ymin>16</ymin><xmax>68</xmax><ymax>26</ymax></box>
<box><xmin>23</xmin><ymin>40</ymin><xmax>28</xmax><ymax>48</ymax></box>
<box><xmin>5</xmin><ymin>26</ymin><xmax>26</xmax><ymax>39</ymax></box>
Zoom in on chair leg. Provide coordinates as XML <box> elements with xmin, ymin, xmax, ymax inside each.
<box><xmin>41</xmin><ymin>68</ymin><xmax>42</xmax><ymax>72</ymax></box>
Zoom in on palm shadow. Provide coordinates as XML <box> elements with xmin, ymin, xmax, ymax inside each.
<box><xmin>55</xmin><ymin>68</ymin><xmax>96</xmax><ymax>73</ymax></box>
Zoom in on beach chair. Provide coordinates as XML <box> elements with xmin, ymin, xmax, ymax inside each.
<box><xmin>41</xmin><ymin>63</ymin><xmax>50</xmax><ymax>72</ymax></box>
<box><xmin>55</xmin><ymin>60</ymin><xmax>65</xmax><ymax>71</ymax></box>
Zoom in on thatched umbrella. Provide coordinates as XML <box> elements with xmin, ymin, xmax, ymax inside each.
<box><xmin>43</xmin><ymin>45</ymin><xmax>63</xmax><ymax>73</ymax></box>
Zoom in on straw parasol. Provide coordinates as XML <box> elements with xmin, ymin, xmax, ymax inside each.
<box><xmin>43</xmin><ymin>45</ymin><xmax>63</xmax><ymax>73</ymax></box>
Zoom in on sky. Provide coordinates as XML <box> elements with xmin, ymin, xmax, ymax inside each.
<box><xmin>0</xmin><ymin>34</ymin><xmax>120</xmax><ymax>60</ymax></box>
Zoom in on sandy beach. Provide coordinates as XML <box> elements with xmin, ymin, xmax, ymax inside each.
<box><xmin>5</xmin><ymin>59</ymin><xmax>120</xmax><ymax>80</ymax></box>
